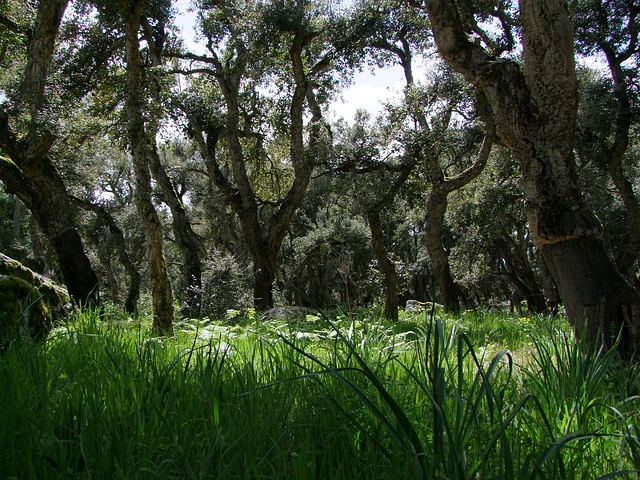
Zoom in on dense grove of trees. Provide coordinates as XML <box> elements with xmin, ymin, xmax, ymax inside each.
<box><xmin>1</xmin><ymin>0</ymin><xmax>639</xmax><ymax>351</ymax></box>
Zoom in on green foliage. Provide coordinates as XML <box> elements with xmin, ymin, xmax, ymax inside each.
<box><xmin>0</xmin><ymin>254</ymin><xmax>69</xmax><ymax>345</ymax></box>
<box><xmin>199</xmin><ymin>250</ymin><xmax>252</xmax><ymax>318</ymax></box>
<box><xmin>0</xmin><ymin>307</ymin><xmax>637</xmax><ymax>478</ymax></box>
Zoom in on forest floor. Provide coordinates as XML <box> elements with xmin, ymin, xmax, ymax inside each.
<box><xmin>1</xmin><ymin>304</ymin><xmax>639</xmax><ymax>479</ymax></box>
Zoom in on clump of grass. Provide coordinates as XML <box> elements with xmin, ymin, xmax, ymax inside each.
<box><xmin>0</xmin><ymin>306</ymin><xmax>637</xmax><ymax>479</ymax></box>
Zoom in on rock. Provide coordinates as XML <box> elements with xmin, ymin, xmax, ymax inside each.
<box><xmin>262</xmin><ymin>306</ymin><xmax>316</xmax><ymax>319</ymax></box>
<box><xmin>405</xmin><ymin>300</ymin><xmax>425</xmax><ymax>311</ymax></box>
<box><xmin>0</xmin><ymin>253</ymin><xmax>70</xmax><ymax>345</ymax></box>
<box><xmin>405</xmin><ymin>300</ymin><xmax>443</xmax><ymax>312</ymax></box>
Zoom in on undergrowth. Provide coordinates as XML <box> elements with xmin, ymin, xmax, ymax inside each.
<box><xmin>0</xmin><ymin>306</ymin><xmax>638</xmax><ymax>479</ymax></box>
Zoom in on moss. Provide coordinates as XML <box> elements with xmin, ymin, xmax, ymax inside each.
<box><xmin>0</xmin><ymin>253</ymin><xmax>69</xmax><ymax>321</ymax></box>
<box><xmin>0</xmin><ymin>275</ymin><xmax>51</xmax><ymax>344</ymax></box>
<box><xmin>0</xmin><ymin>254</ymin><xmax>69</xmax><ymax>345</ymax></box>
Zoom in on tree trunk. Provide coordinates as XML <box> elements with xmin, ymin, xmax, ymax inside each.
<box><xmin>149</xmin><ymin>145</ymin><xmax>205</xmax><ymax>319</ymax></box>
<box><xmin>542</xmin><ymin>237</ymin><xmax>640</xmax><ymax>351</ymax></box>
<box><xmin>98</xmin><ymin>249</ymin><xmax>119</xmax><ymax>303</ymax></box>
<box><xmin>49</xmin><ymin>229</ymin><xmax>99</xmax><ymax>306</ymax></box>
<box><xmin>604</xmin><ymin>51</ymin><xmax>640</xmax><ymax>277</ymax></box>
<box><xmin>253</xmin><ymin>263</ymin><xmax>275</xmax><ymax>311</ymax></box>
<box><xmin>425</xmin><ymin>0</ymin><xmax>640</xmax><ymax>356</ymax></box>
<box><xmin>499</xmin><ymin>228</ymin><xmax>547</xmax><ymax>314</ymax></box>
<box><xmin>0</xmin><ymin>154</ymin><xmax>100</xmax><ymax>307</ymax></box>
<box><xmin>121</xmin><ymin>0</ymin><xmax>174</xmax><ymax>335</ymax></box>
<box><xmin>501</xmin><ymin>250</ymin><xmax>547</xmax><ymax>315</ymax></box>
<box><xmin>185</xmin><ymin>27</ymin><xmax>315</xmax><ymax>311</ymax></box>
<box><xmin>424</xmin><ymin>190</ymin><xmax>460</xmax><ymax>314</ymax></box>
<box><xmin>368</xmin><ymin>211</ymin><xmax>399</xmax><ymax>321</ymax></box>
<box><xmin>71</xmin><ymin>196</ymin><xmax>141</xmax><ymax>313</ymax></box>
<box><xmin>0</xmin><ymin>0</ymin><xmax>100</xmax><ymax>307</ymax></box>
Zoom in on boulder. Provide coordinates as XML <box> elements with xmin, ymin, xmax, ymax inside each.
<box><xmin>405</xmin><ymin>300</ymin><xmax>425</xmax><ymax>312</ymax></box>
<box><xmin>0</xmin><ymin>253</ymin><xmax>70</xmax><ymax>345</ymax></box>
<box><xmin>262</xmin><ymin>306</ymin><xmax>316</xmax><ymax>320</ymax></box>
<box><xmin>405</xmin><ymin>300</ymin><xmax>443</xmax><ymax>312</ymax></box>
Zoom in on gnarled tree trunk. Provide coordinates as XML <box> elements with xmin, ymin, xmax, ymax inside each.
<box><xmin>149</xmin><ymin>147</ymin><xmax>206</xmax><ymax>319</ymax></box>
<box><xmin>120</xmin><ymin>0</ymin><xmax>174</xmax><ymax>335</ymax></box>
<box><xmin>425</xmin><ymin>0</ymin><xmax>640</xmax><ymax>355</ymax></box>
<box><xmin>184</xmin><ymin>26</ymin><xmax>316</xmax><ymax>311</ymax></box>
<box><xmin>0</xmin><ymin>0</ymin><xmax>100</xmax><ymax>307</ymax></box>
<box><xmin>424</xmin><ymin>190</ymin><xmax>460</xmax><ymax>314</ymax></box>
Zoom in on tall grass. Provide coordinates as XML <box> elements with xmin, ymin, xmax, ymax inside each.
<box><xmin>0</xmin><ymin>306</ymin><xmax>637</xmax><ymax>479</ymax></box>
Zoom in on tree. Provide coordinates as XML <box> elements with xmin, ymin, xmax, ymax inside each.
<box><xmin>329</xmin><ymin>110</ymin><xmax>413</xmax><ymax>320</ymax></box>
<box><xmin>423</xmin><ymin>0</ymin><xmax>640</xmax><ymax>354</ymax></box>
<box><xmin>117</xmin><ymin>0</ymin><xmax>174</xmax><ymax>335</ymax></box>
<box><xmin>448</xmin><ymin>147</ymin><xmax>551</xmax><ymax>313</ymax></box>
<box><xmin>0</xmin><ymin>0</ymin><xmax>100</xmax><ymax>307</ymax></box>
<box><xmin>177</xmin><ymin>0</ymin><xmax>339</xmax><ymax>310</ymax></box>
<box><xmin>71</xmin><ymin>195</ymin><xmax>141</xmax><ymax>313</ymax></box>
<box><xmin>346</xmin><ymin>0</ymin><xmax>495</xmax><ymax>313</ymax></box>
<box><xmin>152</xmin><ymin>143</ymin><xmax>208</xmax><ymax>318</ymax></box>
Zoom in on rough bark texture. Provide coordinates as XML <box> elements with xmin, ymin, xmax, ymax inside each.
<box><xmin>21</xmin><ymin>0</ymin><xmax>68</xmax><ymax>138</ymax></box>
<box><xmin>424</xmin><ymin>191</ymin><xmax>459</xmax><ymax>313</ymax></box>
<box><xmin>121</xmin><ymin>0</ymin><xmax>174</xmax><ymax>335</ymax></box>
<box><xmin>425</xmin><ymin>0</ymin><xmax>640</xmax><ymax>355</ymax></box>
<box><xmin>0</xmin><ymin>0</ymin><xmax>100</xmax><ymax>307</ymax></box>
<box><xmin>543</xmin><ymin>236</ymin><xmax>640</xmax><ymax>351</ymax></box>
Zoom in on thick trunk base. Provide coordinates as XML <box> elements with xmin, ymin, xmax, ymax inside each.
<box><xmin>437</xmin><ymin>264</ymin><xmax>460</xmax><ymax>315</ymax></box>
<box><xmin>254</xmin><ymin>278</ymin><xmax>274</xmax><ymax>311</ymax></box>
<box><xmin>542</xmin><ymin>236</ymin><xmax>640</xmax><ymax>357</ymax></box>
<box><xmin>51</xmin><ymin>229</ymin><xmax>100</xmax><ymax>307</ymax></box>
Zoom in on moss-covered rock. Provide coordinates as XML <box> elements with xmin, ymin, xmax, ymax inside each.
<box><xmin>0</xmin><ymin>254</ymin><xmax>70</xmax><ymax>345</ymax></box>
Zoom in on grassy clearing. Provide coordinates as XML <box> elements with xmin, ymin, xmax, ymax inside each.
<box><xmin>0</xmin><ymin>306</ymin><xmax>638</xmax><ymax>479</ymax></box>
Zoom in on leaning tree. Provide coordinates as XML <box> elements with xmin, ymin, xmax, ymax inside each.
<box><xmin>423</xmin><ymin>0</ymin><xmax>640</xmax><ymax>355</ymax></box>
<box><xmin>175</xmin><ymin>0</ymin><xmax>343</xmax><ymax>310</ymax></box>
<box><xmin>0</xmin><ymin>0</ymin><xmax>100</xmax><ymax>307</ymax></box>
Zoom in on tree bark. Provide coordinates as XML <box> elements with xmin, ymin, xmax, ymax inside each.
<box><xmin>424</xmin><ymin>190</ymin><xmax>459</xmax><ymax>313</ymax></box>
<box><xmin>98</xmin><ymin>249</ymin><xmax>119</xmax><ymax>304</ymax></box>
<box><xmin>253</xmin><ymin>260</ymin><xmax>276</xmax><ymax>311</ymax></box>
<box><xmin>0</xmin><ymin>154</ymin><xmax>99</xmax><ymax>307</ymax></box>
<box><xmin>121</xmin><ymin>0</ymin><xmax>174</xmax><ymax>335</ymax></box>
<box><xmin>144</xmin><ymin>16</ymin><xmax>205</xmax><ymax>319</ymax></box>
<box><xmin>425</xmin><ymin>0</ymin><xmax>640</xmax><ymax>355</ymax></box>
